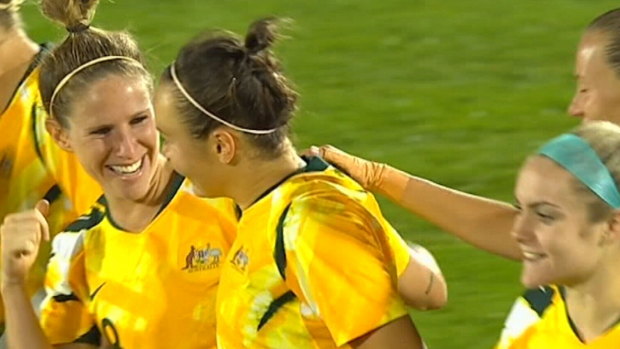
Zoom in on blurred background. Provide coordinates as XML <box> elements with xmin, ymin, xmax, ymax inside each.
<box><xmin>20</xmin><ymin>0</ymin><xmax>620</xmax><ymax>347</ymax></box>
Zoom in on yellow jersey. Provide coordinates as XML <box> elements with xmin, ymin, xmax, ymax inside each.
<box><xmin>496</xmin><ymin>285</ymin><xmax>620</xmax><ymax>349</ymax></box>
<box><xmin>216</xmin><ymin>156</ymin><xmax>410</xmax><ymax>349</ymax></box>
<box><xmin>40</xmin><ymin>174</ymin><xmax>237</xmax><ymax>349</ymax></box>
<box><xmin>0</xmin><ymin>47</ymin><xmax>101</xmax><ymax>321</ymax></box>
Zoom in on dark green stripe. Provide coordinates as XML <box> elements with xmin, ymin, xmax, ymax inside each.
<box><xmin>64</xmin><ymin>202</ymin><xmax>105</xmax><ymax>232</ymax></box>
<box><xmin>274</xmin><ymin>204</ymin><xmax>291</xmax><ymax>280</ymax></box>
<box><xmin>522</xmin><ymin>286</ymin><xmax>554</xmax><ymax>317</ymax></box>
<box><xmin>52</xmin><ymin>293</ymin><xmax>79</xmax><ymax>303</ymax></box>
<box><xmin>74</xmin><ymin>324</ymin><xmax>101</xmax><ymax>345</ymax></box>
<box><xmin>43</xmin><ymin>185</ymin><xmax>61</xmax><ymax>204</ymax></box>
<box><xmin>257</xmin><ymin>291</ymin><xmax>296</xmax><ymax>331</ymax></box>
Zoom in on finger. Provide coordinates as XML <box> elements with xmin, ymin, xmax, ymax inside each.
<box><xmin>35</xmin><ymin>200</ymin><xmax>50</xmax><ymax>218</ymax></box>
<box><xmin>33</xmin><ymin>206</ymin><xmax>50</xmax><ymax>242</ymax></box>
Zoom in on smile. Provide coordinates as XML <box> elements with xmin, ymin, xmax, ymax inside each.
<box><xmin>522</xmin><ymin>251</ymin><xmax>547</xmax><ymax>261</ymax></box>
<box><xmin>108</xmin><ymin>157</ymin><xmax>144</xmax><ymax>175</ymax></box>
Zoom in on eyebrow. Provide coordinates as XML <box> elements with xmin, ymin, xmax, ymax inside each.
<box><xmin>513</xmin><ymin>199</ymin><xmax>560</xmax><ymax>209</ymax></box>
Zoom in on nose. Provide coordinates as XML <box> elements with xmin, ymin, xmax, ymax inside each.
<box><xmin>510</xmin><ymin>213</ymin><xmax>534</xmax><ymax>245</ymax></box>
<box><xmin>113</xmin><ymin>129</ymin><xmax>139</xmax><ymax>159</ymax></box>
<box><xmin>568</xmin><ymin>93</ymin><xmax>585</xmax><ymax>118</ymax></box>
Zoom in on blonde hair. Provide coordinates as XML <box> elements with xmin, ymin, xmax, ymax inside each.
<box><xmin>38</xmin><ymin>0</ymin><xmax>150</xmax><ymax>126</ymax></box>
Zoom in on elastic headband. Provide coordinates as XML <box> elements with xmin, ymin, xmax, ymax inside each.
<box><xmin>50</xmin><ymin>56</ymin><xmax>143</xmax><ymax>118</ymax></box>
<box><xmin>538</xmin><ymin>133</ymin><xmax>620</xmax><ymax>208</ymax></box>
<box><xmin>0</xmin><ymin>0</ymin><xmax>22</xmax><ymax>11</ymax></box>
<box><xmin>169</xmin><ymin>61</ymin><xmax>278</xmax><ymax>135</ymax></box>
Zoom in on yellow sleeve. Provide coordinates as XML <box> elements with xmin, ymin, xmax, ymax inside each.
<box><xmin>36</xmin><ymin>124</ymin><xmax>102</xmax><ymax>215</ymax></box>
<box><xmin>284</xmin><ymin>193</ymin><xmax>408</xmax><ymax>346</ymax></box>
<box><xmin>39</xmin><ymin>231</ymin><xmax>99</xmax><ymax>345</ymax></box>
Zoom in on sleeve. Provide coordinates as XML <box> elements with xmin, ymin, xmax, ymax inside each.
<box><xmin>35</xmin><ymin>116</ymin><xmax>102</xmax><ymax>215</ymax></box>
<box><xmin>495</xmin><ymin>295</ymin><xmax>541</xmax><ymax>349</ymax></box>
<box><xmin>39</xmin><ymin>230</ymin><xmax>100</xmax><ymax>346</ymax></box>
<box><xmin>284</xmin><ymin>193</ymin><xmax>409</xmax><ymax>346</ymax></box>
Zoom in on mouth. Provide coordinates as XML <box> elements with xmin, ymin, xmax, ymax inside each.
<box><xmin>107</xmin><ymin>156</ymin><xmax>145</xmax><ymax>176</ymax></box>
<box><xmin>522</xmin><ymin>250</ymin><xmax>547</xmax><ymax>262</ymax></box>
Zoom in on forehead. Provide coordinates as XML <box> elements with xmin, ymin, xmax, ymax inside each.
<box><xmin>69</xmin><ymin>74</ymin><xmax>152</xmax><ymax>127</ymax></box>
<box><xmin>576</xmin><ymin>31</ymin><xmax>612</xmax><ymax>78</ymax></box>
<box><xmin>154</xmin><ymin>83</ymin><xmax>182</xmax><ymax>133</ymax></box>
<box><xmin>516</xmin><ymin>157</ymin><xmax>581</xmax><ymax>206</ymax></box>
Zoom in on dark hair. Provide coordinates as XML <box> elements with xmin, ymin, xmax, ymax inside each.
<box><xmin>0</xmin><ymin>0</ymin><xmax>22</xmax><ymax>30</ymax></box>
<box><xmin>588</xmin><ymin>8</ymin><xmax>620</xmax><ymax>78</ymax></box>
<box><xmin>161</xmin><ymin>17</ymin><xmax>298</xmax><ymax>157</ymax></box>
<box><xmin>39</xmin><ymin>0</ymin><xmax>150</xmax><ymax>127</ymax></box>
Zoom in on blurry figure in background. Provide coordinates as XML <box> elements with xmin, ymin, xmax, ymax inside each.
<box><xmin>309</xmin><ymin>6</ymin><xmax>620</xmax><ymax>347</ymax></box>
<box><xmin>312</xmin><ymin>7</ymin><xmax>620</xmax><ymax>262</ymax></box>
<box><xmin>496</xmin><ymin>122</ymin><xmax>620</xmax><ymax>347</ymax></box>
<box><xmin>0</xmin><ymin>0</ymin><xmax>100</xmax><ymax>332</ymax></box>
<box><xmin>0</xmin><ymin>0</ymin><xmax>235</xmax><ymax>348</ymax></box>
<box><xmin>155</xmin><ymin>17</ymin><xmax>445</xmax><ymax>349</ymax></box>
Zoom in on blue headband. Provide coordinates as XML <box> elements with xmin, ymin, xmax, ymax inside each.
<box><xmin>537</xmin><ymin>133</ymin><xmax>620</xmax><ymax>208</ymax></box>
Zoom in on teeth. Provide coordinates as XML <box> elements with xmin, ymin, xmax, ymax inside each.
<box><xmin>110</xmin><ymin>158</ymin><xmax>143</xmax><ymax>174</ymax></box>
<box><xmin>523</xmin><ymin>251</ymin><xmax>545</xmax><ymax>260</ymax></box>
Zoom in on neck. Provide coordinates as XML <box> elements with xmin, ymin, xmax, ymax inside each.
<box><xmin>0</xmin><ymin>28</ymin><xmax>38</xmax><ymax>113</ymax></box>
<box><xmin>105</xmin><ymin>155</ymin><xmax>175</xmax><ymax>232</ymax></box>
<box><xmin>233</xmin><ymin>146</ymin><xmax>304</xmax><ymax>210</ymax></box>
<box><xmin>564</xmin><ymin>256</ymin><xmax>620</xmax><ymax>342</ymax></box>
<box><xmin>0</xmin><ymin>28</ymin><xmax>38</xmax><ymax>76</ymax></box>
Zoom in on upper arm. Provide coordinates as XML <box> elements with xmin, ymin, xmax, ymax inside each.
<box><xmin>284</xmin><ymin>194</ymin><xmax>412</xmax><ymax>346</ymax></box>
<box><xmin>397</xmin><ymin>244</ymin><xmax>447</xmax><ymax>310</ymax></box>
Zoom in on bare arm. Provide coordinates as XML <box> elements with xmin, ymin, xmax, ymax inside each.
<box><xmin>398</xmin><ymin>244</ymin><xmax>447</xmax><ymax>310</ymax></box>
<box><xmin>0</xmin><ymin>202</ymin><xmax>96</xmax><ymax>349</ymax></box>
<box><xmin>350</xmin><ymin>316</ymin><xmax>424</xmax><ymax>349</ymax></box>
<box><xmin>316</xmin><ymin>145</ymin><xmax>521</xmax><ymax>260</ymax></box>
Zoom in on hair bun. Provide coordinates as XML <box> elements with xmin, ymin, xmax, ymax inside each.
<box><xmin>244</xmin><ymin>17</ymin><xmax>280</xmax><ymax>55</ymax></box>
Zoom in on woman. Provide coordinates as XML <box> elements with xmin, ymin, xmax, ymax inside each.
<box><xmin>155</xmin><ymin>17</ymin><xmax>442</xmax><ymax>348</ymax></box>
<box><xmin>496</xmin><ymin>121</ymin><xmax>620</xmax><ymax>347</ymax></box>
<box><xmin>312</xmin><ymin>7</ymin><xmax>620</xmax><ymax>262</ymax></box>
<box><xmin>0</xmin><ymin>0</ymin><xmax>235</xmax><ymax>348</ymax></box>
<box><xmin>0</xmin><ymin>0</ymin><xmax>100</xmax><ymax>329</ymax></box>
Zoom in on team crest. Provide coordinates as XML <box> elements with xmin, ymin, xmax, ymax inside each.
<box><xmin>182</xmin><ymin>244</ymin><xmax>222</xmax><ymax>272</ymax></box>
<box><xmin>230</xmin><ymin>247</ymin><xmax>249</xmax><ymax>272</ymax></box>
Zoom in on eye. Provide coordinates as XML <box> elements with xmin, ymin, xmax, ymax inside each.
<box><xmin>535</xmin><ymin>210</ymin><xmax>556</xmax><ymax>224</ymax></box>
<box><xmin>130</xmin><ymin>115</ymin><xmax>149</xmax><ymax>125</ymax></box>
<box><xmin>90</xmin><ymin>126</ymin><xmax>111</xmax><ymax>136</ymax></box>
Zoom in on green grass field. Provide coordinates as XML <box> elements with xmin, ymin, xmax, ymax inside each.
<box><xmin>18</xmin><ymin>0</ymin><xmax>620</xmax><ymax>347</ymax></box>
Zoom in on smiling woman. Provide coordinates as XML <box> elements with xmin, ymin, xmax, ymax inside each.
<box><xmin>0</xmin><ymin>0</ymin><xmax>236</xmax><ymax>348</ymax></box>
<box><xmin>496</xmin><ymin>121</ymin><xmax>620</xmax><ymax>348</ymax></box>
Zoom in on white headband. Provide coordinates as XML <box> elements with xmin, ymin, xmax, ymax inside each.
<box><xmin>169</xmin><ymin>61</ymin><xmax>278</xmax><ymax>135</ymax></box>
<box><xmin>0</xmin><ymin>0</ymin><xmax>22</xmax><ymax>11</ymax></box>
<box><xmin>49</xmin><ymin>56</ymin><xmax>142</xmax><ymax>118</ymax></box>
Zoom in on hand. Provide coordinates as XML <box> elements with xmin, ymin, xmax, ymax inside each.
<box><xmin>1</xmin><ymin>200</ymin><xmax>50</xmax><ymax>288</ymax></box>
<box><xmin>307</xmin><ymin>145</ymin><xmax>385</xmax><ymax>191</ymax></box>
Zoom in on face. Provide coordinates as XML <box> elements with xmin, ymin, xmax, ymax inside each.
<box><xmin>569</xmin><ymin>30</ymin><xmax>620</xmax><ymax>124</ymax></box>
<box><xmin>154</xmin><ymin>82</ymin><xmax>227</xmax><ymax>198</ymax></box>
<box><xmin>59</xmin><ymin>74</ymin><xmax>157</xmax><ymax>202</ymax></box>
<box><xmin>512</xmin><ymin>156</ymin><xmax>608</xmax><ymax>288</ymax></box>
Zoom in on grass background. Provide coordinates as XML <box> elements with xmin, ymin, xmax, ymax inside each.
<box><xmin>18</xmin><ymin>0</ymin><xmax>620</xmax><ymax>347</ymax></box>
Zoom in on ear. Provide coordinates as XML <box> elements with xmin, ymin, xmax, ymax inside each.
<box><xmin>211</xmin><ymin>128</ymin><xmax>236</xmax><ymax>164</ymax></box>
<box><xmin>601</xmin><ymin>209</ymin><xmax>620</xmax><ymax>245</ymax></box>
<box><xmin>45</xmin><ymin>118</ymin><xmax>73</xmax><ymax>152</ymax></box>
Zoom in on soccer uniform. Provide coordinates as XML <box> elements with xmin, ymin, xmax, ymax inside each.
<box><xmin>0</xmin><ymin>47</ymin><xmax>101</xmax><ymax>318</ymax></box>
<box><xmin>496</xmin><ymin>285</ymin><xmax>620</xmax><ymax>348</ymax></box>
<box><xmin>40</xmin><ymin>174</ymin><xmax>236</xmax><ymax>349</ymax></box>
<box><xmin>216</xmin><ymin>156</ymin><xmax>411</xmax><ymax>349</ymax></box>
